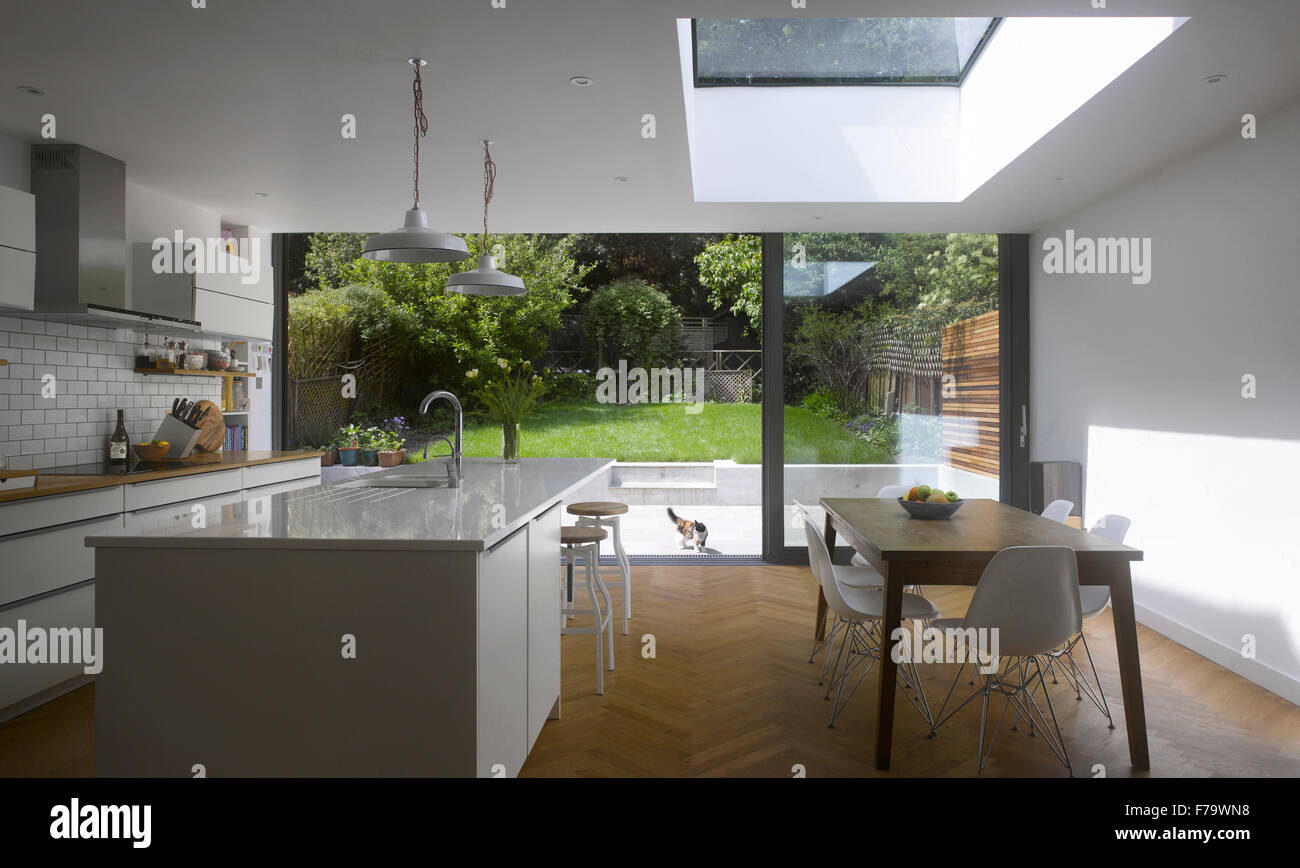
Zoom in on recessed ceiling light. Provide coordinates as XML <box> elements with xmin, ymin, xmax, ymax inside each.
<box><xmin>1202</xmin><ymin>74</ymin><xmax>1227</xmax><ymax>84</ymax></box>
<box><xmin>16</xmin><ymin>85</ymin><xmax>44</xmax><ymax>96</ymax></box>
<box><xmin>614</xmin><ymin>176</ymin><xmax>630</xmax><ymax>182</ymax></box>
<box><xmin>570</xmin><ymin>76</ymin><xmax>594</xmax><ymax>87</ymax></box>
<box><xmin>253</xmin><ymin>192</ymin><xmax>271</xmax><ymax>198</ymax></box>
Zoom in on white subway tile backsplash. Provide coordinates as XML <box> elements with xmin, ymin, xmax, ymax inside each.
<box><xmin>1</xmin><ymin>324</ymin><xmax>224</xmax><ymax>467</ymax></box>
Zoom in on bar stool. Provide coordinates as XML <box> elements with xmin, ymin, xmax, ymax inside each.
<box><xmin>567</xmin><ymin>501</ymin><xmax>631</xmax><ymax>634</ymax></box>
<box><xmin>561</xmin><ymin>524</ymin><xmax>615</xmax><ymax>694</ymax></box>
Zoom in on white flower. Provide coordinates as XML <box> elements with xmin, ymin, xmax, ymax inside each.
<box><xmin>496</xmin><ymin>357</ymin><xmax>509</xmax><ymax>369</ymax></box>
<box><xmin>466</xmin><ymin>368</ymin><xmax>479</xmax><ymax>379</ymax></box>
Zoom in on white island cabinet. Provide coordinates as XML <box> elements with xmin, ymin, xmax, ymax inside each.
<box><xmin>88</xmin><ymin>457</ymin><xmax>611</xmax><ymax>778</ymax></box>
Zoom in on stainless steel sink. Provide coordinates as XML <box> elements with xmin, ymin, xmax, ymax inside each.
<box><xmin>357</xmin><ymin>476</ymin><xmax>455</xmax><ymax>488</ymax></box>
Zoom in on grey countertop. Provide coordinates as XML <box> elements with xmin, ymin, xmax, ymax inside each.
<box><xmin>87</xmin><ymin>457</ymin><xmax>614</xmax><ymax>552</ymax></box>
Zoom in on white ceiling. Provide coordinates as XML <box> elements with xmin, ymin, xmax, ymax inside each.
<box><xmin>0</xmin><ymin>0</ymin><xmax>1296</xmax><ymax>234</ymax></box>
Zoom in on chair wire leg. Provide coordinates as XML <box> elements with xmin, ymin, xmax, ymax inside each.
<box><xmin>823</xmin><ymin>620</ymin><xmax>851</xmax><ymax>701</ymax></box>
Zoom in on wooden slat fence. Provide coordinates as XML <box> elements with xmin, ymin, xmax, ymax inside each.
<box><xmin>940</xmin><ymin>309</ymin><xmax>999</xmax><ymax>478</ymax></box>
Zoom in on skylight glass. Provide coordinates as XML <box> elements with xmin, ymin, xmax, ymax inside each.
<box><xmin>694</xmin><ymin>17</ymin><xmax>1001</xmax><ymax>86</ymax></box>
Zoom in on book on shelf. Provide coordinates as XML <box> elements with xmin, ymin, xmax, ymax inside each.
<box><xmin>223</xmin><ymin>424</ymin><xmax>248</xmax><ymax>453</ymax></box>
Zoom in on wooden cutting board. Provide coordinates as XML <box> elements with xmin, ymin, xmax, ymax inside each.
<box><xmin>192</xmin><ymin>400</ymin><xmax>226</xmax><ymax>453</ymax></box>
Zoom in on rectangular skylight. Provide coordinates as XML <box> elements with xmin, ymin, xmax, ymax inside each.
<box><xmin>693</xmin><ymin>17</ymin><xmax>1001</xmax><ymax>86</ymax></box>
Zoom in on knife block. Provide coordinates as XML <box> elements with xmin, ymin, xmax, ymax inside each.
<box><xmin>153</xmin><ymin>414</ymin><xmax>204</xmax><ymax>459</ymax></box>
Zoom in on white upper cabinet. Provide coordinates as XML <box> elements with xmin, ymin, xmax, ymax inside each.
<box><xmin>0</xmin><ymin>184</ymin><xmax>36</xmax><ymax>310</ymax></box>
<box><xmin>132</xmin><ymin>241</ymin><xmax>274</xmax><ymax>339</ymax></box>
<box><xmin>193</xmin><ymin>287</ymin><xmax>273</xmax><ymax>340</ymax></box>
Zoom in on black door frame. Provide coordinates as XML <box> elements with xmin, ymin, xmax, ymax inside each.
<box><xmin>998</xmin><ymin>233</ymin><xmax>1031</xmax><ymax>510</ymax></box>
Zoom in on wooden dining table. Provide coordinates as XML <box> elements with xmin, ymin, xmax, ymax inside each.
<box><xmin>817</xmin><ymin>497</ymin><xmax>1147</xmax><ymax>772</ymax></box>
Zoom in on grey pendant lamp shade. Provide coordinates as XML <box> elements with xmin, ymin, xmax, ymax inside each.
<box><xmin>361</xmin><ymin>59</ymin><xmax>470</xmax><ymax>264</ymax></box>
<box><xmin>445</xmin><ymin>140</ymin><xmax>527</xmax><ymax>296</ymax></box>
<box><xmin>446</xmin><ymin>253</ymin><xmax>526</xmax><ymax>295</ymax></box>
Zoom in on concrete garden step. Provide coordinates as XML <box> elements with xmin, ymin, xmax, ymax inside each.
<box><xmin>608</xmin><ymin>462</ymin><xmax>717</xmax><ymax>487</ymax></box>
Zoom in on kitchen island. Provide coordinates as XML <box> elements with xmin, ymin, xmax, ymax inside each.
<box><xmin>87</xmin><ymin>457</ymin><xmax>614</xmax><ymax>778</ymax></box>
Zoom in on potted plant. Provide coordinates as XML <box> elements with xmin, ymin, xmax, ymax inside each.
<box><xmin>375</xmin><ymin>416</ymin><xmax>410</xmax><ymax>467</ymax></box>
<box><xmin>465</xmin><ymin>358</ymin><xmax>546</xmax><ymax>464</ymax></box>
<box><xmin>335</xmin><ymin>424</ymin><xmax>364</xmax><ymax>467</ymax></box>
<box><xmin>358</xmin><ymin>426</ymin><xmax>381</xmax><ymax>467</ymax></box>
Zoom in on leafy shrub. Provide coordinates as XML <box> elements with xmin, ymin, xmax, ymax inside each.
<box><xmin>802</xmin><ymin>389</ymin><xmax>849</xmax><ymax>424</ymax></box>
<box><xmin>545</xmin><ymin>371</ymin><xmax>597</xmax><ymax>403</ymax></box>
<box><xmin>581</xmin><ymin>279</ymin><xmax>682</xmax><ymax>369</ymax></box>
<box><xmin>287</xmin><ymin>285</ymin><xmax>423</xmax><ymax>381</ymax></box>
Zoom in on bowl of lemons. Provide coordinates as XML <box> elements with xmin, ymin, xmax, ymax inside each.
<box><xmin>897</xmin><ymin>485</ymin><xmax>963</xmax><ymax>519</ymax></box>
<box><xmin>132</xmin><ymin>440</ymin><xmax>171</xmax><ymax>461</ymax></box>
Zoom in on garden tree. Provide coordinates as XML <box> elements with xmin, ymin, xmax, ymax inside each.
<box><xmin>864</xmin><ymin>233</ymin><xmax>998</xmax><ymax>311</ymax></box>
<box><xmin>302</xmin><ymin>233</ymin><xmax>368</xmax><ymax>293</ymax></box>
<box><xmin>695</xmin><ymin>234</ymin><xmax>762</xmax><ymax>335</ymax></box>
<box><xmin>570</xmin><ymin>234</ymin><xmax>725</xmax><ymax>315</ymax></box>
<box><xmin>581</xmin><ymin>278</ymin><xmax>683</xmax><ymax>369</ymax></box>
<box><xmin>914</xmin><ymin>233</ymin><xmax>998</xmax><ymax>309</ymax></box>
<box><xmin>295</xmin><ymin>231</ymin><xmax>589</xmax><ymax>381</ymax></box>
<box><xmin>790</xmin><ymin>299</ymin><xmax>892</xmax><ymax>418</ymax></box>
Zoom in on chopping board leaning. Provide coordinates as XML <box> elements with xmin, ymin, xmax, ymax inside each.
<box><xmin>192</xmin><ymin>400</ymin><xmax>225</xmax><ymax>452</ymax></box>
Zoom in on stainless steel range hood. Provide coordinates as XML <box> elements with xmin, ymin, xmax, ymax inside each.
<box><xmin>23</xmin><ymin>143</ymin><xmax>199</xmax><ymax>330</ymax></box>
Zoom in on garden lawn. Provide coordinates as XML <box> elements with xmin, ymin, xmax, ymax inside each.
<box><xmin>425</xmin><ymin>401</ymin><xmax>893</xmax><ymax>464</ymax></box>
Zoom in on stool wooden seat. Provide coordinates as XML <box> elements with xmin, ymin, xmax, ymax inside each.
<box><xmin>568</xmin><ymin>501</ymin><xmax>632</xmax><ymax>635</ymax></box>
<box><xmin>561</xmin><ymin>525</ymin><xmax>608</xmax><ymax>545</ymax></box>
<box><xmin>566</xmin><ymin>501</ymin><xmax>629</xmax><ymax>517</ymax></box>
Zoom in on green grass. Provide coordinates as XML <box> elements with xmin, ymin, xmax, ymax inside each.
<box><xmin>415</xmin><ymin>401</ymin><xmax>893</xmax><ymax>465</ymax></box>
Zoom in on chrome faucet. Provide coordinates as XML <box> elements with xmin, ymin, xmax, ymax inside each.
<box><xmin>419</xmin><ymin>390</ymin><xmax>463</xmax><ymax>486</ymax></box>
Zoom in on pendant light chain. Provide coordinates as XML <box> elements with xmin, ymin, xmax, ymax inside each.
<box><xmin>411</xmin><ymin>63</ymin><xmax>429</xmax><ymax>209</ymax></box>
<box><xmin>481</xmin><ymin>140</ymin><xmax>497</xmax><ymax>250</ymax></box>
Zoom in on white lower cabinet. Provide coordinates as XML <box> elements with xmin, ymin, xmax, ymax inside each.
<box><xmin>0</xmin><ymin>584</ymin><xmax>95</xmax><ymax>712</ymax></box>
<box><xmin>476</xmin><ymin>527</ymin><xmax>530</xmax><ymax>777</ymax></box>
<box><xmin>527</xmin><ymin>503</ymin><xmax>562</xmax><ymax>750</ymax></box>
<box><xmin>0</xmin><ymin>514</ymin><xmax>123</xmax><ymax>607</ymax></box>
<box><xmin>0</xmin><ymin>459</ymin><xmax>322</xmax><ymax>718</ymax></box>
<box><xmin>123</xmin><ymin>468</ymin><xmax>244</xmax><ymax>512</ymax></box>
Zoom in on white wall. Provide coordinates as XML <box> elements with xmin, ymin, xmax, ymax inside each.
<box><xmin>1030</xmin><ymin>98</ymin><xmax>1300</xmax><ymax>704</ymax></box>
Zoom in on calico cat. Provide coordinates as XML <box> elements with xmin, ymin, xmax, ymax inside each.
<box><xmin>667</xmin><ymin>508</ymin><xmax>708</xmax><ymax>552</ymax></box>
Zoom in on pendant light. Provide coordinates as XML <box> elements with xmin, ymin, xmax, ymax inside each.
<box><xmin>361</xmin><ymin>58</ymin><xmax>469</xmax><ymax>264</ymax></box>
<box><xmin>445</xmin><ymin>140</ymin><xmax>526</xmax><ymax>296</ymax></box>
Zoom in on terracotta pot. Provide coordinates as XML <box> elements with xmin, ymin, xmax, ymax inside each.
<box><xmin>320</xmin><ymin>448</ymin><xmax>337</xmax><ymax>467</ymax></box>
<box><xmin>377</xmin><ymin>450</ymin><xmax>405</xmax><ymax>468</ymax></box>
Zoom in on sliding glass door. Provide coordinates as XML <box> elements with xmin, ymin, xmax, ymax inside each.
<box><xmin>762</xmin><ymin>232</ymin><xmax>1015</xmax><ymax>562</ymax></box>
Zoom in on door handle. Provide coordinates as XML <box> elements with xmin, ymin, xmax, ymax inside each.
<box><xmin>1019</xmin><ymin>405</ymin><xmax>1028</xmax><ymax>449</ymax></box>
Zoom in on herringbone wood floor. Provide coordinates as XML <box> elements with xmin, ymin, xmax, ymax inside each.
<box><xmin>2</xmin><ymin>564</ymin><xmax>1298</xmax><ymax>777</ymax></box>
<box><xmin>520</xmin><ymin>565</ymin><xmax>1300</xmax><ymax>778</ymax></box>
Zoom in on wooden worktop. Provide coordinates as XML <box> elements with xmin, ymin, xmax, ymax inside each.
<box><xmin>0</xmin><ymin>451</ymin><xmax>324</xmax><ymax>505</ymax></box>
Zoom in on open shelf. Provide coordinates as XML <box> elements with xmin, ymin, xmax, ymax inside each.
<box><xmin>134</xmin><ymin>368</ymin><xmax>253</xmax><ymax>379</ymax></box>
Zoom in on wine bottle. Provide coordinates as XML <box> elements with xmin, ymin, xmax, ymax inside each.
<box><xmin>108</xmin><ymin>409</ymin><xmax>129</xmax><ymax>465</ymax></box>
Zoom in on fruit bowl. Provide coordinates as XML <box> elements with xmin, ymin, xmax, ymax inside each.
<box><xmin>897</xmin><ymin>496</ymin><xmax>963</xmax><ymax>520</ymax></box>
<box><xmin>133</xmin><ymin>442</ymin><xmax>170</xmax><ymax>461</ymax></box>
